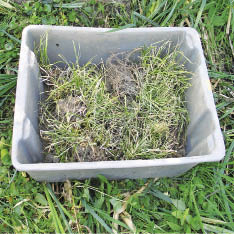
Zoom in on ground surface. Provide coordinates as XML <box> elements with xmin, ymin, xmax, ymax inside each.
<box><xmin>40</xmin><ymin>47</ymin><xmax>189</xmax><ymax>162</ymax></box>
<box><xmin>0</xmin><ymin>0</ymin><xmax>233</xmax><ymax>233</ymax></box>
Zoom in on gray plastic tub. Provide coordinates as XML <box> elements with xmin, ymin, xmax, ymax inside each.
<box><xmin>12</xmin><ymin>25</ymin><xmax>225</xmax><ymax>182</ymax></box>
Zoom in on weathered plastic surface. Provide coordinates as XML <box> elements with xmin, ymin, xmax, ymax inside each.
<box><xmin>12</xmin><ymin>25</ymin><xmax>225</xmax><ymax>182</ymax></box>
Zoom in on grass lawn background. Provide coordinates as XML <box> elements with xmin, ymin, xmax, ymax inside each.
<box><xmin>0</xmin><ymin>0</ymin><xmax>233</xmax><ymax>233</ymax></box>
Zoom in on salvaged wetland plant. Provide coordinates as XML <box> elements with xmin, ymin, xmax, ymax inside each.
<box><xmin>39</xmin><ymin>43</ymin><xmax>191</xmax><ymax>163</ymax></box>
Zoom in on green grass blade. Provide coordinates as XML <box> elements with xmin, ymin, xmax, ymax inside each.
<box><xmin>132</xmin><ymin>12</ymin><xmax>159</xmax><ymax>26</ymax></box>
<box><xmin>60</xmin><ymin>204</ymin><xmax>75</xmax><ymax>222</ymax></box>
<box><xmin>219</xmin><ymin>141</ymin><xmax>234</xmax><ymax>175</ymax></box>
<box><xmin>0</xmin><ymin>80</ymin><xmax>16</xmax><ymax>97</ymax></box>
<box><xmin>46</xmin><ymin>184</ymin><xmax>73</xmax><ymax>234</ymax></box>
<box><xmin>0</xmin><ymin>58</ymin><xmax>12</xmax><ymax>70</ymax></box>
<box><xmin>220</xmin><ymin>174</ymin><xmax>234</xmax><ymax>184</ymax></box>
<box><xmin>0</xmin><ymin>29</ymin><xmax>21</xmax><ymax>44</ymax></box>
<box><xmin>150</xmin><ymin>189</ymin><xmax>173</xmax><ymax>204</ymax></box>
<box><xmin>150</xmin><ymin>189</ymin><xmax>185</xmax><ymax>210</ymax></box>
<box><xmin>201</xmin><ymin>217</ymin><xmax>227</xmax><ymax>225</ymax></box>
<box><xmin>44</xmin><ymin>184</ymin><xmax>64</xmax><ymax>233</ymax></box>
<box><xmin>225</xmin><ymin>189</ymin><xmax>234</xmax><ymax>210</ymax></box>
<box><xmin>194</xmin><ymin>0</ymin><xmax>206</xmax><ymax>28</ymax></box>
<box><xmin>0</xmin><ymin>79</ymin><xmax>16</xmax><ymax>84</ymax></box>
<box><xmin>0</xmin><ymin>95</ymin><xmax>9</xmax><ymax>107</ymax></box>
<box><xmin>203</xmin><ymin>223</ymin><xmax>234</xmax><ymax>234</ymax></box>
<box><xmin>0</xmin><ymin>78</ymin><xmax>16</xmax><ymax>84</ymax></box>
<box><xmin>0</xmin><ymin>119</ymin><xmax>12</xmax><ymax>124</ymax></box>
<box><xmin>191</xmin><ymin>190</ymin><xmax>205</xmax><ymax>233</ymax></box>
<box><xmin>148</xmin><ymin>0</ymin><xmax>167</xmax><ymax>20</ymax></box>
<box><xmin>161</xmin><ymin>1</ymin><xmax>179</xmax><ymax>26</ymax></box>
<box><xmin>216</xmin><ymin>102</ymin><xmax>232</xmax><ymax>111</ymax></box>
<box><xmin>92</xmin><ymin>206</ymin><xmax>131</xmax><ymax>230</ymax></box>
<box><xmin>0</xmin><ymin>0</ymin><xmax>14</xmax><ymax>9</ymax></box>
<box><xmin>53</xmin><ymin>2</ymin><xmax>85</xmax><ymax>8</ymax></box>
<box><xmin>209</xmin><ymin>71</ymin><xmax>234</xmax><ymax>80</ymax></box>
<box><xmin>220</xmin><ymin>106</ymin><xmax>234</xmax><ymax>120</ymax></box>
<box><xmin>0</xmin><ymin>74</ymin><xmax>17</xmax><ymax>79</ymax></box>
<box><xmin>0</xmin><ymin>80</ymin><xmax>16</xmax><ymax>90</ymax></box>
<box><xmin>218</xmin><ymin>178</ymin><xmax>233</xmax><ymax>224</ymax></box>
<box><xmin>106</xmin><ymin>24</ymin><xmax>136</xmax><ymax>33</ymax></box>
<box><xmin>82</xmin><ymin>199</ymin><xmax>113</xmax><ymax>233</ymax></box>
<box><xmin>0</xmin><ymin>216</ymin><xmax>14</xmax><ymax>229</ymax></box>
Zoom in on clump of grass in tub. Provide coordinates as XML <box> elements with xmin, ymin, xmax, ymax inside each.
<box><xmin>39</xmin><ymin>43</ymin><xmax>191</xmax><ymax>163</ymax></box>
